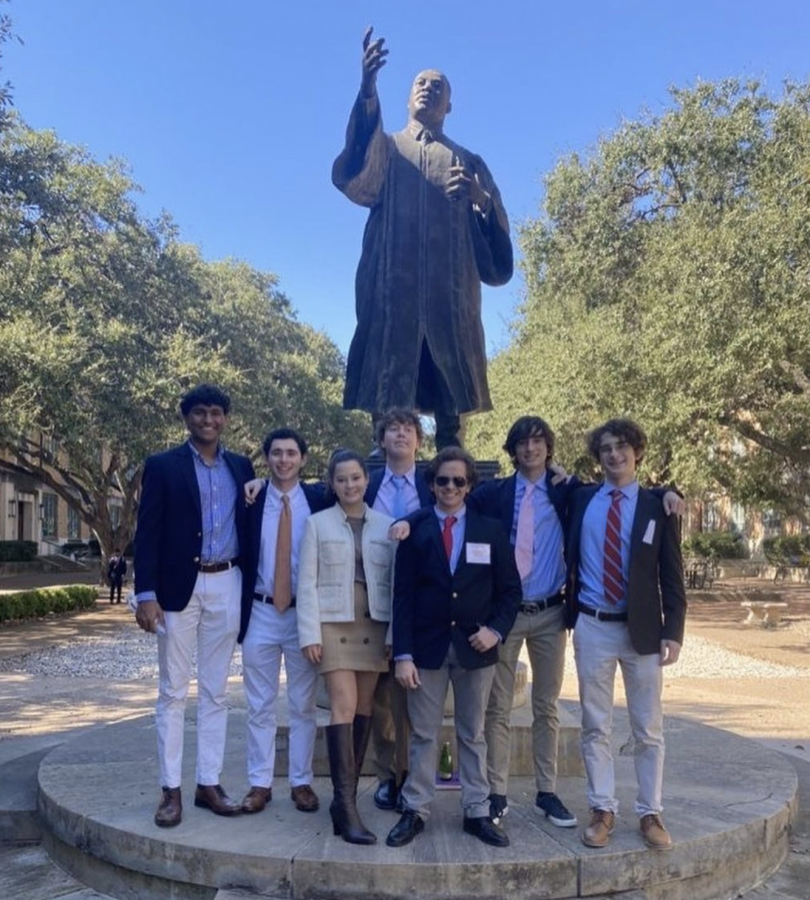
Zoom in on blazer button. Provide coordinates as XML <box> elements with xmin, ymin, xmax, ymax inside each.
<box><xmin>197</xmin><ymin>532</ymin><xmax>202</xmax><ymax>538</ymax></box>
<box><xmin>450</xmin><ymin>620</ymin><xmax>456</xmax><ymax>627</ymax></box>
<box><xmin>363</xmin><ymin>637</ymin><xmax>369</xmax><ymax>644</ymax></box>
<box><xmin>452</xmin><ymin>592</ymin><xmax>458</xmax><ymax>599</ymax></box>
<box><xmin>340</xmin><ymin>636</ymin><xmax>347</xmax><ymax>644</ymax></box>
<box><xmin>193</xmin><ymin>556</ymin><xmax>200</xmax><ymax>563</ymax></box>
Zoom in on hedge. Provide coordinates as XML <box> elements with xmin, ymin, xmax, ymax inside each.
<box><xmin>762</xmin><ymin>534</ymin><xmax>810</xmax><ymax>568</ymax></box>
<box><xmin>0</xmin><ymin>541</ymin><xmax>39</xmax><ymax>562</ymax></box>
<box><xmin>683</xmin><ymin>531</ymin><xmax>748</xmax><ymax>561</ymax></box>
<box><xmin>0</xmin><ymin>585</ymin><xmax>98</xmax><ymax>622</ymax></box>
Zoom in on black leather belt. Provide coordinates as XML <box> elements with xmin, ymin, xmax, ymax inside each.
<box><xmin>199</xmin><ymin>558</ymin><xmax>239</xmax><ymax>573</ymax></box>
<box><xmin>254</xmin><ymin>592</ymin><xmax>296</xmax><ymax>608</ymax></box>
<box><xmin>520</xmin><ymin>593</ymin><xmax>564</xmax><ymax>615</ymax></box>
<box><xmin>578</xmin><ymin>603</ymin><xmax>627</xmax><ymax>623</ymax></box>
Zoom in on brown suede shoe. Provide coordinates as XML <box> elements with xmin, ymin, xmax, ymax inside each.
<box><xmin>640</xmin><ymin>813</ymin><xmax>673</xmax><ymax>850</ymax></box>
<box><xmin>194</xmin><ymin>784</ymin><xmax>242</xmax><ymax>817</ymax></box>
<box><xmin>581</xmin><ymin>808</ymin><xmax>615</xmax><ymax>848</ymax></box>
<box><xmin>154</xmin><ymin>787</ymin><xmax>182</xmax><ymax>828</ymax></box>
<box><xmin>241</xmin><ymin>786</ymin><xmax>273</xmax><ymax>814</ymax></box>
<box><xmin>291</xmin><ymin>784</ymin><xmax>320</xmax><ymax>812</ymax></box>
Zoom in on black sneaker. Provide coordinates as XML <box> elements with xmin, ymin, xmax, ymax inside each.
<box><xmin>488</xmin><ymin>793</ymin><xmax>508</xmax><ymax>824</ymax></box>
<box><xmin>536</xmin><ymin>791</ymin><xmax>577</xmax><ymax>827</ymax></box>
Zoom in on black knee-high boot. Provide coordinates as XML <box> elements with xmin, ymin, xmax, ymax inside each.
<box><xmin>353</xmin><ymin>714</ymin><xmax>373</xmax><ymax>783</ymax></box>
<box><xmin>326</xmin><ymin>723</ymin><xmax>376</xmax><ymax>845</ymax></box>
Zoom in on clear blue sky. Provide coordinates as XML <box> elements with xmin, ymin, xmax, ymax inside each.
<box><xmin>5</xmin><ymin>1</ymin><xmax>809</xmax><ymax>355</ymax></box>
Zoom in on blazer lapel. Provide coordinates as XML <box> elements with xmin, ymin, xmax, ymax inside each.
<box><xmin>179</xmin><ymin>444</ymin><xmax>202</xmax><ymax>519</ymax></box>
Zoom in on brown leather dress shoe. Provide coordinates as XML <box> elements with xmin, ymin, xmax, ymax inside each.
<box><xmin>291</xmin><ymin>784</ymin><xmax>319</xmax><ymax>812</ymax></box>
<box><xmin>640</xmin><ymin>813</ymin><xmax>673</xmax><ymax>850</ymax></box>
<box><xmin>194</xmin><ymin>784</ymin><xmax>242</xmax><ymax>816</ymax></box>
<box><xmin>154</xmin><ymin>787</ymin><xmax>182</xmax><ymax>828</ymax></box>
<box><xmin>582</xmin><ymin>808</ymin><xmax>615</xmax><ymax>848</ymax></box>
<box><xmin>241</xmin><ymin>786</ymin><xmax>273</xmax><ymax>814</ymax></box>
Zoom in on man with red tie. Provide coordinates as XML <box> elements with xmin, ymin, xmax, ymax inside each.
<box><xmin>386</xmin><ymin>447</ymin><xmax>522</xmax><ymax>848</ymax></box>
<box><xmin>565</xmin><ymin>419</ymin><xmax>686</xmax><ymax>852</ymax></box>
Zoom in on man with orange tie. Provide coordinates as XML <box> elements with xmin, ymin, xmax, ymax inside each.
<box><xmin>238</xmin><ymin>428</ymin><xmax>327</xmax><ymax>815</ymax></box>
<box><xmin>565</xmin><ymin>419</ymin><xmax>686</xmax><ymax>852</ymax></box>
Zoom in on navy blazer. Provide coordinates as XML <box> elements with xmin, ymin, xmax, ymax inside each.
<box><xmin>564</xmin><ymin>485</ymin><xmax>687</xmax><ymax>655</ymax></box>
<box><xmin>238</xmin><ymin>480</ymin><xmax>328</xmax><ymax>642</ymax></box>
<box><xmin>365</xmin><ymin>465</ymin><xmax>433</xmax><ymax>511</ymax></box>
<box><xmin>134</xmin><ymin>442</ymin><xmax>255</xmax><ymax>613</ymax></box>
<box><xmin>393</xmin><ymin>506</ymin><xmax>522</xmax><ymax>670</ymax></box>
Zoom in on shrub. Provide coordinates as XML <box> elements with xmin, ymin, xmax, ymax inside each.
<box><xmin>683</xmin><ymin>530</ymin><xmax>748</xmax><ymax>561</ymax></box>
<box><xmin>0</xmin><ymin>541</ymin><xmax>39</xmax><ymax>562</ymax></box>
<box><xmin>0</xmin><ymin>585</ymin><xmax>98</xmax><ymax>622</ymax></box>
<box><xmin>762</xmin><ymin>534</ymin><xmax>810</xmax><ymax>568</ymax></box>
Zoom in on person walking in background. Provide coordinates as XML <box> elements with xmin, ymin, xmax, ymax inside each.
<box><xmin>296</xmin><ymin>449</ymin><xmax>397</xmax><ymax>845</ymax></box>
<box><xmin>566</xmin><ymin>418</ymin><xmax>686</xmax><ymax>851</ymax></box>
<box><xmin>238</xmin><ymin>428</ymin><xmax>327</xmax><ymax>817</ymax></box>
<box><xmin>134</xmin><ymin>384</ymin><xmax>255</xmax><ymax>828</ymax></box>
<box><xmin>107</xmin><ymin>549</ymin><xmax>127</xmax><ymax>604</ymax></box>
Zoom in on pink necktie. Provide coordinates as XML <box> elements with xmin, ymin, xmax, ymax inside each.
<box><xmin>603</xmin><ymin>489</ymin><xmax>624</xmax><ymax>606</ymax></box>
<box><xmin>515</xmin><ymin>483</ymin><xmax>535</xmax><ymax>580</ymax></box>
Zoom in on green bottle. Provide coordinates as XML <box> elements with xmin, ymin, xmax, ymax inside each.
<box><xmin>439</xmin><ymin>741</ymin><xmax>453</xmax><ymax>781</ymax></box>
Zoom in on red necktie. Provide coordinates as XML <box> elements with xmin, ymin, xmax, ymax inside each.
<box><xmin>603</xmin><ymin>489</ymin><xmax>624</xmax><ymax>606</ymax></box>
<box><xmin>442</xmin><ymin>516</ymin><xmax>457</xmax><ymax>561</ymax></box>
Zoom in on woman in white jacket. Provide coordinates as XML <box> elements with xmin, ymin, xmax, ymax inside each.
<box><xmin>297</xmin><ymin>449</ymin><xmax>396</xmax><ymax>845</ymax></box>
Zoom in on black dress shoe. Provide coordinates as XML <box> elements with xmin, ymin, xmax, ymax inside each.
<box><xmin>386</xmin><ymin>810</ymin><xmax>425</xmax><ymax>847</ymax></box>
<box><xmin>463</xmin><ymin>815</ymin><xmax>510</xmax><ymax>847</ymax></box>
<box><xmin>374</xmin><ymin>778</ymin><xmax>398</xmax><ymax>811</ymax></box>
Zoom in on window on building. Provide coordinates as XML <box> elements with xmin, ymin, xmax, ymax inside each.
<box><xmin>42</xmin><ymin>494</ymin><xmax>58</xmax><ymax>538</ymax></box>
<box><xmin>702</xmin><ymin>500</ymin><xmax>720</xmax><ymax>532</ymax></box>
<box><xmin>67</xmin><ymin>505</ymin><xmax>81</xmax><ymax>539</ymax></box>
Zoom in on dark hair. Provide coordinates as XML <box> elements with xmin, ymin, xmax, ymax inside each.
<box><xmin>262</xmin><ymin>427</ymin><xmax>308</xmax><ymax>458</ymax></box>
<box><xmin>326</xmin><ymin>448</ymin><xmax>368</xmax><ymax>490</ymax></box>
<box><xmin>587</xmin><ymin>418</ymin><xmax>647</xmax><ymax>464</ymax></box>
<box><xmin>427</xmin><ymin>446</ymin><xmax>478</xmax><ymax>490</ymax></box>
<box><xmin>503</xmin><ymin>416</ymin><xmax>556</xmax><ymax>468</ymax></box>
<box><xmin>375</xmin><ymin>408</ymin><xmax>424</xmax><ymax>446</ymax></box>
<box><xmin>180</xmin><ymin>384</ymin><xmax>231</xmax><ymax>416</ymax></box>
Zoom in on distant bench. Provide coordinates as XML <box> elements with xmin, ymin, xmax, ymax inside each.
<box><xmin>741</xmin><ymin>600</ymin><xmax>788</xmax><ymax>627</ymax></box>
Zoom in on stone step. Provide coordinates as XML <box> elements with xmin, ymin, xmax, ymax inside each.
<box><xmin>36</xmin><ymin>709</ymin><xmax>796</xmax><ymax>900</ymax></box>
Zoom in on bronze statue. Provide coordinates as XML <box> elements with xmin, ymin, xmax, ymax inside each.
<box><xmin>333</xmin><ymin>28</ymin><xmax>513</xmax><ymax>449</ymax></box>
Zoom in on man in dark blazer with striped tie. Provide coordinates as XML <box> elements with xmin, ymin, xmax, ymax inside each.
<box><xmin>135</xmin><ymin>384</ymin><xmax>255</xmax><ymax>828</ymax></box>
<box><xmin>565</xmin><ymin>418</ymin><xmax>686</xmax><ymax>852</ymax></box>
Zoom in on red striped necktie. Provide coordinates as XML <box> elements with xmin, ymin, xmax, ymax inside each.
<box><xmin>603</xmin><ymin>489</ymin><xmax>624</xmax><ymax>605</ymax></box>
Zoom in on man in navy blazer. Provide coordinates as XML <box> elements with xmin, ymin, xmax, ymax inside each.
<box><xmin>135</xmin><ymin>384</ymin><xmax>255</xmax><ymax>828</ymax></box>
<box><xmin>565</xmin><ymin>418</ymin><xmax>686</xmax><ymax>852</ymax></box>
<box><xmin>364</xmin><ymin>408</ymin><xmax>433</xmax><ymax>813</ymax></box>
<box><xmin>386</xmin><ymin>447</ymin><xmax>522</xmax><ymax>849</ymax></box>
<box><xmin>237</xmin><ymin>428</ymin><xmax>327</xmax><ymax>817</ymax></box>
<box><xmin>469</xmin><ymin>416</ymin><xmax>579</xmax><ymax>830</ymax></box>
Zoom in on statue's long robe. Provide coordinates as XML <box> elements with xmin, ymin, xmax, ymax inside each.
<box><xmin>333</xmin><ymin>93</ymin><xmax>513</xmax><ymax>416</ymax></box>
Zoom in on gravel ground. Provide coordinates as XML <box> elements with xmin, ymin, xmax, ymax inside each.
<box><xmin>1</xmin><ymin>617</ymin><xmax>808</xmax><ymax>681</ymax></box>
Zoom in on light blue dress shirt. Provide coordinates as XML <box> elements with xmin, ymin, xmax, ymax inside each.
<box><xmin>578</xmin><ymin>481</ymin><xmax>639</xmax><ymax>613</ymax></box>
<box><xmin>511</xmin><ymin>472</ymin><xmax>566</xmax><ymax>601</ymax></box>
<box><xmin>374</xmin><ymin>465</ymin><xmax>421</xmax><ymax>518</ymax></box>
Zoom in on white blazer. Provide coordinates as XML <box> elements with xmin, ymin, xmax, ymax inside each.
<box><xmin>297</xmin><ymin>503</ymin><xmax>395</xmax><ymax>649</ymax></box>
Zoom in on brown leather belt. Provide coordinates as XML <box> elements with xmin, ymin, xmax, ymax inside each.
<box><xmin>199</xmin><ymin>559</ymin><xmax>239</xmax><ymax>573</ymax></box>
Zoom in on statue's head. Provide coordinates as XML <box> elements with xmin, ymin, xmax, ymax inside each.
<box><xmin>407</xmin><ymin>69</ymin><xmax>452</xmax><ymax>128</ymax></box>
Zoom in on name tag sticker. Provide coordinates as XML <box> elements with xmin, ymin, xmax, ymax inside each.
<box><xmin>466</xmin><ymin>542</ymin><xmax>491</xmax><ymax>565</ymax></box>
<box><xmin>642</xmin><ymin>520</ymin><xmax>656</xmax><ymax>545</ymax></box>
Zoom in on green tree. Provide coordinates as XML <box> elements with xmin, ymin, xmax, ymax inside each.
<box><xmin>0</xmin><ymin>118</ymin><xmax>366</xmax><ymax>566</ymax></box>
<box><xmin>469</xmin><ymin>78</ymin><xmax>810</xmax><ymax>518</ymax></box>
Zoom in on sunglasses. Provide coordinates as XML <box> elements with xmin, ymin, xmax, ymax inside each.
<box><xmin>434</xmin><ymin>475</ymin><xmax>468</xmax><ymax>488</ymax></box>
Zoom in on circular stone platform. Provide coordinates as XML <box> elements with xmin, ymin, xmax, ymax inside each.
<box><xmin>37</xmin><ymin>704</ymin><xmax>796</xmax><ymax>900</ymax></box>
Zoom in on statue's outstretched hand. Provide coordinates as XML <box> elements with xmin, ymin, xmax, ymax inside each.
<box><xmin>361</xmin><ymin>26</ymin><xmax>388</xmax><ymax>98</ymax></box>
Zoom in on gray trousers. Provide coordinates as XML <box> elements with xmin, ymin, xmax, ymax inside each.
<box><xmin>485</xmin><ymin>603</ymin><xmax>566</xmax><ymax>795</ymax></box>
<box><xmin>400</xmin><ymin>645</ymin><xmax>495</xmax><ymax>820</ymax></box>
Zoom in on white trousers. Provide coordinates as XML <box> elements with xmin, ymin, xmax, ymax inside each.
<box><xmin>573</xmin><ymin>613</ymin><xmax>664</xmax><ymax>817</ymax></box>
<box><xmin>242</xmin><ymin>601</ymin><xmax>319</xmax><ymax>788</ymax></box>
<box><xmin>156</xmin><ymin>567</ymin><xmax>241</xmax><ymax>788</ymax></box>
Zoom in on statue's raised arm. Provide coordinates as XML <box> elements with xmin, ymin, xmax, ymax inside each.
<box><xmin>360</xmin><ymin>26</ymin><xmax>388</xmax><ymax>99</ymax></box>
